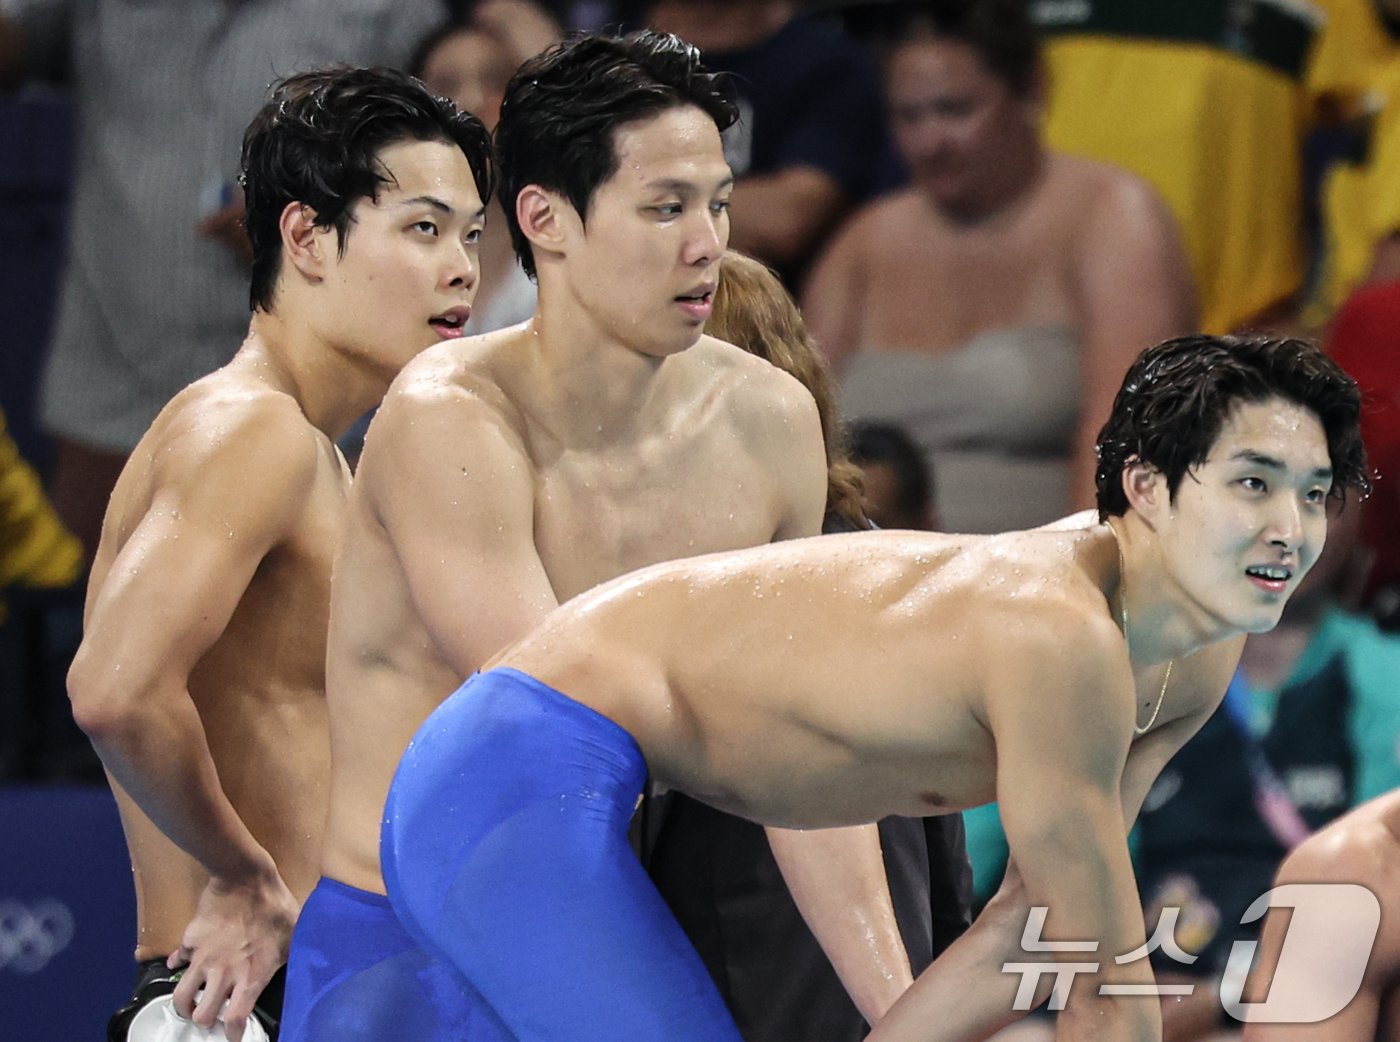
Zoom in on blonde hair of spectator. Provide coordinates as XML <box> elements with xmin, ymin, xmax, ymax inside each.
<box><xmin>709</xmin><ymin>250</ymin><xmax>867</xmax><ymax>530</ymax></box>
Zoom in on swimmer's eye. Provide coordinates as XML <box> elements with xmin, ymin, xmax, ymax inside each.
<box><xmin>464</xmin><ymin>227</ymin><xmax>483</xmax><ymax>246</ymax></box>
<box><xmin>710</xmin><ymin>199</ymin><xmax>731</xmax><ymax>216</ymax></box>
<box><xmin>1237</xmin><ymin>476</ymin><xmax>1267</xmax><ymax>494</ymax></box>
<box><xmin>410</xmin><ymin>220</ymin><xmax>439</xmax><ymax>237</ymax></box>
<box><xmin>1304</xmin><ymin>487</ymin><xmax>1329</xmax><ymax>506</ymax></box>
<box><xmin>649</xmin><ymin>203</ymin><xmax>684</xmax><ymax>218</ymax></box>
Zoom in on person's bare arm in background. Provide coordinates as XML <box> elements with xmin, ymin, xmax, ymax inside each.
<box><xmin>1069</xmin><ymin>173</ymin><xmax>1196</xmax><ymax>511</ymax></box>
<box><xmin>727</xmin><ymin>167</ymin><xmax>848</xmax><ymax>273</ymax></box>
<box><xmin>801</xmin><ymin>211</ymin><xmax>871</xmax><ymax>378</ymax></box>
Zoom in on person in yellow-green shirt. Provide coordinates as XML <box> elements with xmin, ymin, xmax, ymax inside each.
<box><xmin>1033</xmin><ymin>0</ymin><xmax>1319</xmax><ymax>333</ymax></box>
<box><xmin>0</xmin><ymin>409</ymin><xmax>82</xmax><ymax>621</ymax></box>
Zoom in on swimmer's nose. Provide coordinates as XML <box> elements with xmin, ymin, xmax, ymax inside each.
<box><xmin>445</xmin><ymin>241</ymin><xmax>478</xmax><ymax>291</ymax></box>
<box><xmin>682</xmin><ymin>208</ymin><xmax>724</xmax><ymax>267</ymax></box>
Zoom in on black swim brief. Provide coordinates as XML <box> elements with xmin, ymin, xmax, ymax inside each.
<box><xmin>107</xmin><ymin>957</ymin><xmax>286</xmax><ymax>1040</ymax></box>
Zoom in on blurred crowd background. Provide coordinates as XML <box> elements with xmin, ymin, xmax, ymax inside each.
<box><xmin>4</xmin><ymin>2</ymin><xmax>1400</xmax><ymax>1037</ymax></box>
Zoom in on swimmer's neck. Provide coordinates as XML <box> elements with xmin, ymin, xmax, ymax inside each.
<box><xmin>513</xmin><ymin>305</ymin><xmax>691</xmax><ymax>445</ymax></box>
<box><xmin>925</xmin><ymin>137</ymin><xmax>1045</xmax><ymax>227</ymax></box>
<box><xmin>232</xmin><ymin>318</ymin><xmax>391</xmax><ymax>440</ymax></box>
<box><xmin>1107</xmin><ymin>516</ymin><xmax>1244</xmax><ymax>666</ymax></box>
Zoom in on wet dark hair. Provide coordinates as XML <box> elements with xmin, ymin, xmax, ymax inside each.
<box><xmin>1095</xmin><ymin>335</ymin><xmax>1371</xmax><ymax>519</ymax></box>
<box><xmin>871</xmin><ymin>0</ymin><xmax>1041</xmax><ymax>95</ymax></box>
<box><xmin>493</xmin><ymin>30</ymin><xmax>738</xmax><ymax>279</ymax></box>
<box><xmin>848</xmin><ymin>420</ymin><xmax>934</xmax><ymax>524</ymax></box>
<box><xmin>240</xmin><ymin>65</ymin><xmax>494</xmax><ymax>313</ymax></box>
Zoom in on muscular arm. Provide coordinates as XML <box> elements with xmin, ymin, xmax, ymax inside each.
<box><xmin>801</xmin><ymin>213</ymin><xmax>871</xmax><ymax>377</ymax></box>
<box><xmin>363</xmin><ymin>378</ymin><xmax>559</xmax><ymax>677</ymax></box>
<box><xmin>67</xmin><ymin>404</ymin><xmax>313</xmax><ymax>1040</ymax></box>
<box><xmin>868</xmin><ymin>631</ymin><xmax>1239</xmax><ymax>1042</ymax></box>
<box><xmin>768</xmin><ymin>824</ymin><xmax>915</xmax><ymax>1022</ymax></box>
<box><xmin>1070</xmin><ymin>174</ymin><xmax>1196</xmax><ymax>510</ymax></box>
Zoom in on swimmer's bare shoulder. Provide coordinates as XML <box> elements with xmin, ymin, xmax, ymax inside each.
<box><xmin>354</xmin><ymin>330</ymin><xmax>556</xmax><ymax>677</ymax></box>
<box><xmin>698</xmin><ymin>334</ymin><xmax>817</xmax><ymax>431</ymax></box>
<box><xmin>966</xmin><ymin>542</ymin><xmax>1131</xmax><ymax>736</ymax></box>
<box><xmin>92</xmin><ymin>371</ymin><xmax>328</xmax><ymax>596</ymax></box>
<box><xmin>1282</xmin><ymin>793</ymin><xmax>1400</xmax><ymax>963</ymax></box>
<box><xmin>695</xmin><ymin>334</ymin><xmax>826</xmax><ymax>537</ymax></box>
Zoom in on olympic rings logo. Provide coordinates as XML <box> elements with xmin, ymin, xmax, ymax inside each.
<box><xmin>0</xmin><ymin>899</ymin><xmax>75</xmax><ymax>974</ymax></box>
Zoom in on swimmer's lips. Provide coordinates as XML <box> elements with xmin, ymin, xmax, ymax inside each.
<box><xmin>675</xmin><ymin>286</ymin><xmax>715</xmax><ymax>322</ymax></box>
<box><xmin>1245</xmin><ymin>563</ymin><xmax>1294</xmax><ymax>595</ymax></box>
<box><xmin>429</xmin><ymin>307</ymin><xmax>472</xmax><ymax>339</ymax></box>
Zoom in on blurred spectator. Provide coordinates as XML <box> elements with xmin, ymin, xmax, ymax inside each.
<box><xmin>805</xmin><ymin>0</ymin><xmax>1193</xmax><ymax>533</ymax></box>
<box><xmin>644</xmin><ymin>0</ymin><xmax>892</xmax><ymax>280</ymax></box>
<box><xmin>0</xmin><ymin>405</ymin><xmax>84</xmax><ymax>779</ymax></box>
<box><xmin>846</xmin><ymin>419</ymin><xmax>936</xmax><ymax>531</ymax></box>
<box><xmin>1029</xmin><ymin>0</ymin><xmax>1318</xmax><ymax>333</ymax></box>
<box><xmin>1130</xmin><ymin>505</ymin><xmax>1400</xmax><ymax>1037</ymax></box>
<box><xmin>1309</xmin><ymin>3</ymin><xmax>1400</xmax><ymax>325</ymax></box>
<box><xmin>0</xmin><ymin>0</ymin><xmax>444</xmax><ymax>558</ymax></box>
<box><xmin>467</xmin><ymin>0</ymin><xmax>564</xmax><ymax>64</ymax></box>
<box><xmin>411</xmin><ymin>12</ymin><xmax>541</xmax><ymax>333</ymax></box>
<box><xmin>0</xmin><ymin>406</ymin><xmax>80</xmax><ymax>622</ymax></box>
<box><xmin>1324</xmin><ymin>277</ymin><xmax>1400</xmax><ymax>626</ymax></box>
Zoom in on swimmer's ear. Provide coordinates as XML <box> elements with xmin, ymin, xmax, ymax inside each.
<box><xmin>280</xmin><ymin>202</ymin><xmax>328</xmax><ymax>281</ymax></box>
<box><xmin>516</xmin><ymin>184</ymin><xmax>572</xmax><ymax>260</ymax></box>
<box><xmin>1122</xmin><ymin>458</ymin><xmax>1169</xmax><ymax>525</ymax></box>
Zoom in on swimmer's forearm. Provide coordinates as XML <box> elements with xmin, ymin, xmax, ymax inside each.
<box><xmin>72</xmin><ymin>673</ymin><xmax>274</xmax><ymax>884</ymax></box>
<box><xmin>1009</xmin><ymin>805</ymin><xmax>1161</xmax><ymax>1041</ymax></box>
<box><xmin>866</xmin><ymin>874</ymin><xmax>1036</xmax><ymax>1042</ymax></box>
<box><xmin>766</xmin><ymin>823</ymin><xmax>913</xmax><ymax>1022</ymax></box>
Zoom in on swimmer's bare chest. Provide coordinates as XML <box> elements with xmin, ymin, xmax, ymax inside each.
<box><xmin>532</xmin><ymin>436</ymin><xmax>782</xmax><ymax>598</ymax></box>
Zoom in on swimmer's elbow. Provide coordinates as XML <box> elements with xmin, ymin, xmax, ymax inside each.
<box><xmin>67</xmin><ymin>647</ymin><xmax>160</xmax><ymax>742</ymax></box>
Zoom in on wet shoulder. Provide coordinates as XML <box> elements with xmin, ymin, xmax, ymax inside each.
<box><xmin>141</xmin><ymin>372</ymin><xmax>322</xmax><ymax>487</ymax></box>
<box><xmin>365</xmin><ymin>332</ymin><xmax>532</xmax><ymax>490</ymax></box>
<box><xmin>1047</xmin><ymin>152</ymin><xmax>1169</xmax><ymax>230</ymax></box>
<box><xmin>100</xmin><ymin>373</ymin><xmax>325</xmax><ymax>559</ymax></box>
<box><xmin>956</xmin><ymin>528</ymin><xmax>1120</xmax><ymax>650</ymax></box>
<box><xmin>378</xmin><ymin>331</ymin><xmax>525</xmax><ymax>432</ymax></box>
<box><xmin>1284</xmin><ymin>794</ymin><xmax>1400</xmax><ymax>892</ymax></box>
<box><xmin>690</xmin><ymin>336</ymin><xmax>816</xmax><ymax>425</ymax></box>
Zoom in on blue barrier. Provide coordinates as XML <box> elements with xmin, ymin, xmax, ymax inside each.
<box><xmin>0</xmin><ymin>784</ymin><xmax>136</xmax><ymax>1037</ymax></box>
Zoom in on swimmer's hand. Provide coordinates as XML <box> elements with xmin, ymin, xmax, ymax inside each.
<box><xmin>166</xmin><ymin>868</ymin><xmax>298</xmax><ymax>1042</ymax></box>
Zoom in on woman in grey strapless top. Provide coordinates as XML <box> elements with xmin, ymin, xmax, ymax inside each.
<box><xmin>804</xmin><ymin>7</ymin><xmax>1194</xmax><ymax>537</ymax></box>
<box><xmin>839</xmin><ymin>328</ymin><xmax>1080</xmax><ymax>534</ymax></box>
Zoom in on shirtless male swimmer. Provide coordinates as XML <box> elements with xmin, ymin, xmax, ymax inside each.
<box><xmin>281</xmin><ymin>31</ymin><xmax>913</xmax><ymax>1042</ymax></box>
<box><xmin>381</xmin><ymin>334</ymin><xmax>1370</xmax><ymax>1042</ymax></box>
<box><xmin>68</xmin><ymin>68</ymin><xmax>491</xmax><ymax>1041</ymax></box>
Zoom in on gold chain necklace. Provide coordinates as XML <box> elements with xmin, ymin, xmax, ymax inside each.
<box><xmin>1112</xmin><ymin>526</ymin><xmax>1172</xmax><ymax>736</ymax></box>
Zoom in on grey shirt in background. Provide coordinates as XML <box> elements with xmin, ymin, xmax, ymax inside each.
<box><xmin>3</xmin><ymin>0</ymin><xmax>443</xmax><ymax>451</ymax></box>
